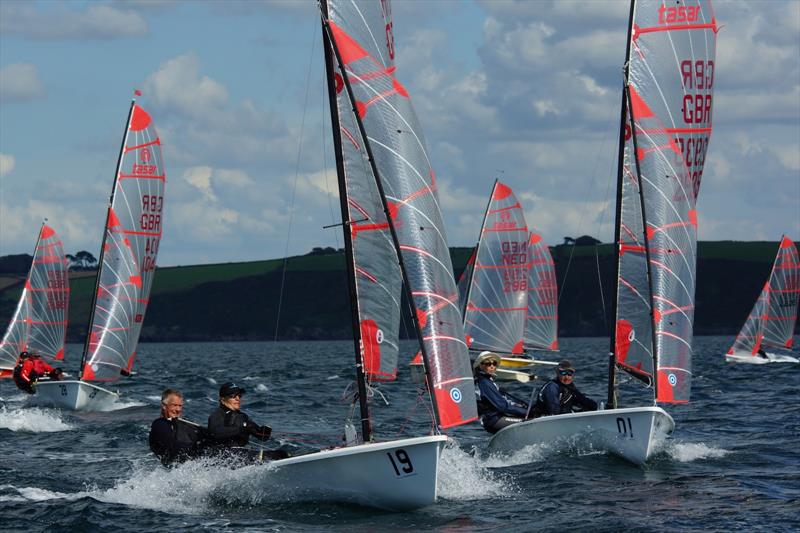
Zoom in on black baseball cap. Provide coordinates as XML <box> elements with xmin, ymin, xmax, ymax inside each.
<box><xmin>219</xmin><ymin>382</ymin><xmax>246</xmax><ymax>397</ymax></box>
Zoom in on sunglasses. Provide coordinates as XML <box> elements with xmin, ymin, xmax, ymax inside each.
<box><xmin>481</xmin><ymin>360</ymin><xmax>498</xmax><ymax>367</ymax></box>
<box><xmin>559</xmin><ymin>370</ymin><xmax>575</xmax><ymax>376</ymax></box>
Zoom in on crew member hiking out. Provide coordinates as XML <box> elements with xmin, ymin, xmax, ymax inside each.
<box><xmin>530</xmin><ymin>360</ymin><xmax>597</xmax><ymax>418</ymax></box>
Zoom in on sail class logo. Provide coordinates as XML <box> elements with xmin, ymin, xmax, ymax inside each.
<box><xmin>658</xmin><ymin>5</ymin><xmax>701</xmax><ymax>24</ymax></box>
<box><xmin>450</xmin><ymin>387</ymin><xmax>462</xmax><ymax>403</ymax></box>
<box><xmin>668</xmin><ymin>373</ymin><xmax>677</xmax><ymax>386</ymax></box>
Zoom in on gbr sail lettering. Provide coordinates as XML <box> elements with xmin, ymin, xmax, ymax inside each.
<box><xmin>502</xmin><ymin>241</ymin><xmax>527</xmax><ymax>293</ymax></box>
<box><xmin>676</xmin><ymin>59</ymin><xmax>714</xmax><ymax>199</ymax></box>
<box><xmin>46</xmin><ymin>271</ymin><xmax>67</xmax><ymax>310</ymax></box>
<box><xmin>141</xmin><ymin>194</ymin><xmax>162</xmax><ymax>272</ymax></box>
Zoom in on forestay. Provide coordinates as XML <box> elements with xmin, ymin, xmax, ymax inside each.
<box><xmin>615</xmin><ymin>0</ymin><xmax>717</xmax><ymax>403</ymax></box>
<box><xmin>325</xmin><ymin>0</ymin><xmax>476</xmax><ymax>428</ymax></box>
<box><xmin>462</xmin><ymin>181</ymin><xmax>528</xmax><ymax>354</ymax></box>
<box><xmin>81</xmin><ymin>103</ymin><xmax>165</xmax><ymax>382</ymax></box>
<box><xmin>524</xmin><ymin>231</ymin><xmax>558</xmax><ymax>351</ymax></box>
<box><xmin>331</xmin><ymin>41</ymin><xmax>402</xmax><ymax>381</ymax></box>
<box><xmin>728</xmin><ymin>237</ymin><xmax>800</xmax><ymax>356</ymax></box>
<box><xmin>0</xmin><ymin>224</ymin><xmax>69</xmax><ymax>371</ymax></box>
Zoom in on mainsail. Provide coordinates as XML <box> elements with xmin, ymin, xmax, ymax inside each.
<box><xmin>728</xmin><ymin>237</ymin><xmax>800</xmax><ymax>356</ymax></box>
<box><xmin>0</xmin><ymin>224</ymin><xmax>69</xmax><ymax>373</ymax></box>
<box><xmin>80</xmin><ymin>101</ymin><xmax>165</xmax><ymax>382</ymax></box>
<box><xmin>462</xmin><ymin>180</ymin><xmax>529</xmax><ymax>354</ymax></box>
<box><xmin>524</xmin><ymin>231</ymin><xmax>558</xmax><ymax>351</ymax></box>
<box><xmin>324</xmin><ymin>0</ymin><xmax>477</xmax><ymax>428</ymax></box>
<box><xmin>613</xmin><ymin>0</ymin><xmax>717</xmax><ymax>403</ymax></box>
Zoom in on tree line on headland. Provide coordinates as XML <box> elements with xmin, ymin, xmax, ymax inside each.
<box><xmin>0</xmin><ymin>240</ymin><xmax>793</xmax><ymax>342</ymax></box>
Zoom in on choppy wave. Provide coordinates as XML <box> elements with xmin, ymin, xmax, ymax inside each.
<box><xmin>0</xmin><ymin>406</ymin><xmax>74</xmax><ymax>432</ymax></box>
<box><xmin>0</xmin><ymin>484</ymin><xmax>81</xmax><ymax>502</ymax></box>
<box><xmin>481</xmin><ymin>442</ymin><xmax>551</xmax><ymax>468</ymax></box>
<box><xmin>666</xmin><ymin>442</ymin><xmax>730</xmax><ymax>462</ymax></box>
<box><xmin>438</xmin><ymin>441</ymin><xmax>517</xmax><ymax>500</ymax></box>
<box><xmin>255</xmin><ymin>384</ymin><xmax>268</xmax><ymax>392</ymax></box>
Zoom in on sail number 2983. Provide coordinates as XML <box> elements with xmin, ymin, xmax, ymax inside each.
<box><xmin>387</xmin><ymin>449</ymin><xmax>414</xmax><ymax>476</ymax></box>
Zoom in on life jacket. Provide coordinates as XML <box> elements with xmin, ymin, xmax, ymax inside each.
<box><xmin>531</xmin><ymin>379</ymin><xmax>573</xmax><ymax>417</ymax></box>
<box><xmin>474</xmin><ymin>373</ymin><xmax>497</xmax><ymax>416</ymax></box>
<box><xmin>174</xmin><ymin>419</ymin><xmax>203</xmax><ymax>449</ymax></box>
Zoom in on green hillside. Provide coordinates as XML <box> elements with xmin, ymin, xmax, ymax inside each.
<box><xmin>0</xmin><ymin>241</ymin><xmax>793</xmax><ymax>342</ymax></box>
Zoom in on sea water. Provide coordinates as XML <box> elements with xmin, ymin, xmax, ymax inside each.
<box><xmin>0</xmin><ymin>337</ymin><xmax>797</xmax><ymax>531</ymax></box>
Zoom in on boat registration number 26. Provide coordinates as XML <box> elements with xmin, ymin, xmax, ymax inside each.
<box><xmin>386</xmin><ymin>449</ymin><xmax>415</xmax><ymax>477</ymax></box>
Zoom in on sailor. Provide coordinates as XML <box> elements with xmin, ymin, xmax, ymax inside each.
<box><xmin>206</xmin><ymin>382</ymin><xmax>288</xmax><ymax>461</ymax></box>
<box><xmin>149</xmin><ymin>388</ymin><xmax>208</xmax><ymax>466</ymax></box>
<box><xmin>530</xmin><ymin>360</ymin><xmax>597</xmax><ymax>417</ymax></box>
<box><xmin>473</xmin><ymin>351</ymin><xmax>529</xmax><ymax>434</ymax></box>
<box><xmin>12</xmin><ymin>352</ymin><xmax>35</xmax><ymax>393</ymax></box>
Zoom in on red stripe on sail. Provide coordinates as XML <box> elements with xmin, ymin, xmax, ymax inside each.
<box><xmin>125</xmin><ymin>139</ymin><xmax>161</xmax><ymax>153</ymax></box>
<box><xmin>329</xmin><ymin>21</ymin><xmax>369</xmax><ymax>65</ymax></box>
<box><xmin>628</xmin><ymin>86</ymin><xmax>654</xmax><ymax>119</ymax></box>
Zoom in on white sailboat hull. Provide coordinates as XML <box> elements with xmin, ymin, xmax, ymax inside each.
<box><xmin>32</xmin><ymin>380</ymin><xmax>119</xmax><ymax>411</ymax></box>
<box><xmin>725</xmin><ymin>351</ymin><xmax>799</xmax><ymax>364</ymax></box>
<box><xmin>252</xmin><ymin>435</ymin><xmax>447</xmax><ymax>510</ymax></box>
<box><xmin>487</xmin><ymin>406</ymin><xmax>674</xmax><ymax>466</ymax></box>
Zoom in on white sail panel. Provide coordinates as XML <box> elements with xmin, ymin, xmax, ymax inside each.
<box><xmin>0</xmin><ymin>224</ymin><xmax>69</xmax><ymax>371</ymax></box>
<box><xmin>728</xmin><ymin>237</ymin><xmax>800</xmax><ymax>356</ymax></box>
<box><xmin>627</xmin><ymin>0</ymin><xmax>717</xmax><ymax>403</ymax></box>
<box><xmin>82</xmin><ymin>103</ymin><xmax>165</xmax><ymax>382</ymax></box>
<box><xmin>463</xmin><ymin>181</ymin><xmax>528</xmax><ymax>354</ymax></box>
<box><xmin>332</xmin><ymin>54</ymin><xmax>402</xmax><ymax>381</ymax></box>
<box><xmin>326</xmin><ymin>0</ymin><xmax>477</xmax><ymax>428</ymax></box>
<box><xmin>525</xmin><ymin>231</ymin><xmax>558</xmax><ymax>351</ymax></box>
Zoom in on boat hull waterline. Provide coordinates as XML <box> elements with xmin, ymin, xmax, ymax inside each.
<box><xmin>249</xmin><ymin>435</ymin><xmax>447</xmax><ymax>511</ymax></box>
<box><xmin>725</xmin><ymin>352</ymin><xmax>799</xmax><ymax>364</ymax></box>
<box><xmin>32</xmin><ymin>380</ymin><xmax>119</xmax><ymax>411</ymax></box>
<box><xmin>487</xmin><ymin>406</ymin><xmax>675</xmax><ymax>466</ymax></box>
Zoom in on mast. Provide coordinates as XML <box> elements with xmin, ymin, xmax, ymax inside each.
<box><xmin>607</xmin><ymin>0</ymin><xmax>637</xmax><ymax>409</ymax></box>
<box><xmin>78</xmin><ymin>97</ymin><xmax>136</xmax><ymax>380</ymax></box>
<box><xmin>462</xmin><ymin>178</ymin><xmax>498</xmax><ymax>322</ymax></box>
<box><xmin>320</xmin><ymin>0</ymin><xmax>371</xmax><ymax>442</ymax></box>
<box><xmin>321</xmin><ymin>13</ymin><xmax>445</xmax><ymax>430</ymax></box>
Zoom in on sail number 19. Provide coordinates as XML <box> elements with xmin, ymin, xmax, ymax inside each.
<box><xmin>387</xmin><ymin>449</ymin><xmax>414</xmax><ymax>476</ymax></box>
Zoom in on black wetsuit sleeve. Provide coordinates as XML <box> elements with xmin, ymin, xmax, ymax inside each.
<box><xmin>207</xmin><ymin>407</ymin><xmax>247</xmax><ymax>442</ymax></box>
<box><xmin>573</xmin><ymin>387</ymin><xmax>598</xmax><ymax>412</ymax></box>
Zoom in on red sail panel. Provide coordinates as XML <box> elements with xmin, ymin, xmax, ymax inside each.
<box><xmin>463</xmin><ymin>181</ymin><xmax>529</xmax><ymax>354</ymax></box>
<box><xmin>83</xmin><ymin>102</ymin><xmax>165</xmax><ymax>382</ymax></box>
<box><xmin>0</xmin><ymin>224</ymin><xmax>69</xmax><ymax>371</ymax></box>
<box><xmin>327</xmin><ymin>0</ymin><xmax>477</xmax><ymax>428</ymax></box>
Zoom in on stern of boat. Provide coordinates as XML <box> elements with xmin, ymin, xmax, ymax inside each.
<box><xmin>32</xmin><ymin>380</ymin><xmax>119</xmax><ymax>411</ymax></box>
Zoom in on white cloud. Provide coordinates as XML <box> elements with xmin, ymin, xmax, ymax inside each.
<box><xmin>0</xmin><ymin>153</ymin><xmax>15</xmax><ymax>177</ymax></box>
<box><xmin>0</xmin><ymin>64</ymin><xmax>45</xmax><ymax>102</ymax></box>
<box><xmin>0</xmin><ymin>4</ymin><xmax>148</xmax><ymax>40</ymax></box>
<box><xmin>183</xmin><ymin>166</ymin><xmax>217</xmax><ymax>202</ymax></box>
<box><xmin>144</xmin><ymin>54</ymin><xmax>229</xmax><ymax>119</ymax></box>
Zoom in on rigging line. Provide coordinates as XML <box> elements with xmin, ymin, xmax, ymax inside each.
<box><xmin>273</xmin><ymin>17</ymin><xmax>319</xmax><ymax>342</ymax></box>
<box><xmin>557</xmin><ymin>94</ymin><xmax>620</xmax><ymax>309</ymax></box>
<box><xmin>321</xmin><ymin>64</ymin><xmax>341</xmax><ymax>250</ymax></box>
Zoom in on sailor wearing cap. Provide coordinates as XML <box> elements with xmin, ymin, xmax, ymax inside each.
<box><xmin>473</xmin><ymin>351</ymin><xmax>530</xmax><ymax>434</ymax></box>
<box><xmin>529</xmin><ymin>360</ymin><xmax>597</xmax><ymax>418</ymax></box>
<box><xmin>206</xmin><ymin>382</ymin><xmax>273</xmax><ymax>450</ymax></box>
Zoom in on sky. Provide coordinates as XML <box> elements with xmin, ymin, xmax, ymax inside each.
<box><xmin>1</xmin><ymin>0</ymin><xmax>798</xmax><ymax>267</ymax></box>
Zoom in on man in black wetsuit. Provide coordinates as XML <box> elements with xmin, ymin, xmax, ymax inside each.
<box><xmin>206</xmin><ymin>382</ymin><xmax>287</xmax><ymax>461</ymax></box>
<box><xmin>148</xmin><ymin>389</ymin><xmax>207</xmax><ymax>466</ymax></box>
<box><xmin>531</xmin><ymin>360</ymin><xmax>597</xmax><ymax>417</ymax></box>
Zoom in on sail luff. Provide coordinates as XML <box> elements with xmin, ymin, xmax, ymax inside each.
<box><xmin>321</xmin><ymin>2</ymin><xmax>372</xmax><ymax>441</ymax></box>
<box><xmin>79</xmin><ymin>98</ymin><xmax>137</xmax><ymax>379</ymax></box>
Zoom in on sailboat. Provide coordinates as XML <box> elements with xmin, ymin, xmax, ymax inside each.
<box><xmin>488</xmin><ymin>0</ymin><xmax>718</xmax><ymax>465</ymax></box>
<box><xmin>240</xmin><ymin>0</ymin><xmax>476</xmax><ymax>510</ymax></box>
<box><xmin>35</xmin><ymin>95</ymin><xmax>166</xmax><ymax>410</ymax></box>
<box><xmin>0</xmin><ymin>223</ymin><xmax>69</xmax><ymax>379</ymax></box>
<box><xmin>725</xmin><ymin>236</ymin><xmax>799</xmax><ymax>364</ymax></box>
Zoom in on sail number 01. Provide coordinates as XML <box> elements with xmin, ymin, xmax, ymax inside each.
<box><xmin>387</xmin><ymin>449</ymin><xmax>414</xmax><ymax>476</ymax></box>
<box><xmin>616</xmin><ymin>417</ymin><xmax>634</xmax><ymax>439</ymax></box>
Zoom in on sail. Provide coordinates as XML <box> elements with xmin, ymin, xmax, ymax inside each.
<box><xmin>525</xmin><ymin>231</ymin><xmax>558</xmax><ymax>351</ymax></box>
<box><xmin>330</xmin><ymin>40</ymin><xmax>402</xmax><ymax>381</ymax></box>
<box><xmin>82</xmin><ymin>102</ymin><xmax>165</xmax><ymax>382</ymax></box>
<box><xmin>619</xmin><ymin>0</ymin><xmax>718</xmax><ymax>403</ymax></box>
<box><xmin>325</xmin><ymin>0</ymin><xmax>477</xmax><ymax>428</ymax></box>
<box><xmin>462</xmin><ymin>181</ymin><xmax>528</xmax><ymax>354</ymax></box>
<box><xmin>0</xmin><ymin>224</ymin><xmax>69</xmax><ymax>371</ymax></box>
<box><xmin>728</xmin><ymin>237</ymin><xmax>800</xmax><ymax>356</ymax></box>
<box><xmin>456</xmin><ymin>247</ymin><xmax>476</xmax><ymax>318</ymax></box>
